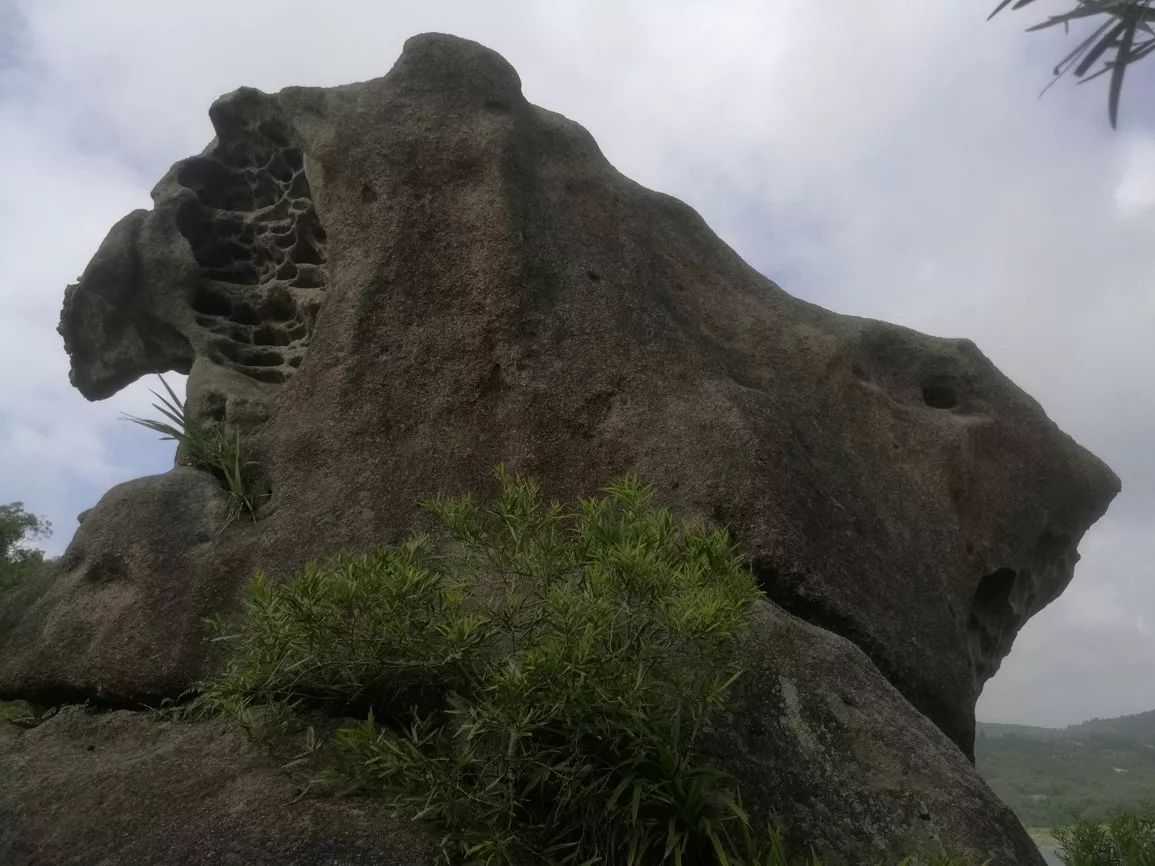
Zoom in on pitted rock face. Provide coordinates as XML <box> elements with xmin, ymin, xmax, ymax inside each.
<box><xmin>33</xmin><ymin>32</ymin><xmax>1118</xmax><ymax>774</ymax></box>
<box><xmin>175</xmin><ymin>89</ymin><xmax>327</xmax><ymax>387</ymax></box>
<box><xmin>59</xmin><ymin>88</ymin><xmax>328</xmax><ymax>426</ymax></box>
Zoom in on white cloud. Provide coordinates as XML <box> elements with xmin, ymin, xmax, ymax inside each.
<box><xmin>1</xmin><ymin>0</ymin><xmax>1151</xmax><ymax>724</ymax></box>
<box><xmin>1115</xmin><ymin>137</ymin><xmax>1155</xmax><ymax>216</ymax></box>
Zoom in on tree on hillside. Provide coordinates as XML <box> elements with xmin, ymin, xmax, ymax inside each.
<box><xmin>992</xmin><ymin>0</ymin><xmax>1155</xmax><ymax>126</ymax></box>
<box><xmin>0</xmin><ymin>502</ymin><xmax>51</xmax><ymax>591</ymax></box>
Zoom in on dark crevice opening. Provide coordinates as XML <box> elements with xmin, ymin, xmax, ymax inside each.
<box><xmin>968</xmin><ymin>567</ymin><xmax>1020</xmax><ymax>688</ymax></box>
<box><xmin>750</xmin><ymin>554</ymin><xmax>977</xmax><ymax>760</ymax></box>
<box><xmin>922</xmin><ymin>381</ymin><xmax>959</xmax><ymax>410</ymax></box>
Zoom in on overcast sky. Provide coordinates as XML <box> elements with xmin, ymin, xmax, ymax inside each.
<box><xmin>0</xmin><ymin>0</ymin><xmax>1151</xmax><ymax>727</ymax></box>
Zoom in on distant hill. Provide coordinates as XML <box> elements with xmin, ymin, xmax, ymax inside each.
<box><xmin>1063</xmin><ymin>709</ymin><xmax>1155</xmax><ymax>742</ymax></box>
<box><xmin>977</xmin><ymin>722</ymin><xmax>1056</xmax><ymax>739</ymax></box>
<box><xmin>975</xmin><ymin>709</ymin><xmax>1155</xmax><ymax>828</ymax></box>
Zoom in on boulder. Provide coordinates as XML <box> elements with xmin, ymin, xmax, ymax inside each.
<box><xmin>0</xmin><ymin>31</ymin><xmax>1115</xmax><ymax>864</ymax></box>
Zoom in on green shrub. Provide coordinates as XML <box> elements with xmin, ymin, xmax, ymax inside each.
<box><xmin>124</xmin><ymin>376</ymin><xmax>259</xmax><ymax>518</ymax></box>
<box><xmin>204</xmin><ymin>468</ymin><xmax>764</xmax><ymax>865</ymax></box>
<box><xmin>202</xmin><ymin>468</ymin><xmax>977</xmax><ymax>866</ymax></box>
<box><xmin>0</xmin><ymin>700</ymin><xmax>37</xmax><ymax>726</ymax></box>
<box><xmin>1056</xmin><ymin>808</ymin><xmax>1155</xmax><ymax>866</ymax></box>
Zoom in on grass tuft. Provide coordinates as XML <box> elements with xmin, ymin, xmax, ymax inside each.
<box><xmin>123</xmin><ymin>375</ymin><xmax>259</xmax><ymax>519</ymax></box>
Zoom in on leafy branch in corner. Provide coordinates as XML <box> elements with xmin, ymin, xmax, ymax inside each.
<box><xmin>991</xmin><ymin>0</ymin><xmax>1155</xmax><ymax>126</ymax></box>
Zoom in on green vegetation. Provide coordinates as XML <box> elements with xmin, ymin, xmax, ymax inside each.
<box><xmin>991</xmin><ymin>0</ymin><xmax>1155</xmax><ymax>127</ymax></box>
<box><xmin>0</xmin><ymin>501</ymin><xmax>51</xmax><ymax>594</ymax></box>
<box><xmin>975</xmin><ymin>719</ymin><xmax>1155</xmax><ymax>828</ymax></box>
<box><xmin>0</xmin><ymin>700</ymin><xmax>36</xmax><ymax>725</ymax></box>
<box><xmin>202</xmin><ymin>468</ymin><xmax>969</xmax><ymax>866</ymax></box>
<box><xmin>124</xmin><ymin>376</ymin><xmax>259</xmax><ymax>518</ymax></box>
<box><xmin>204</xmin><ymin>469</ymin><xmax>766</xmax><ymax>865</ymax></box>
<box><xmin>1055</xmin><ymin>808</ymin><xmax>1155</xmax><ymax>865</ymax></box>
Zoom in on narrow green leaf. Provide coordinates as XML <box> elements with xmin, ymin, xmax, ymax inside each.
<box><xmin>1075</xmin><ymin>20</ymin><xmax>1127</xmax><ymax>76</ymax></box>
<box><xmin>1109</xmin><ymin>11</ymin><xmax>1140</xmax><ymax>126</ymax></box>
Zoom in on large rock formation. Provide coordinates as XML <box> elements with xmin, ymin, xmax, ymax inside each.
<box><xmin>0</xmin><ymin>33</ymin><xmax>1118</xmax><ymax>864</ymax></box>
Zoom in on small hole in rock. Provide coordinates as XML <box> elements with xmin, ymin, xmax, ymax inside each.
<box><xmin>970</xmin><ymin>567</ymin><xmax>1017</xmax><ymax>659</ymax></box>
<box><xmin>265</xmin><ymin>200</ymin><xmax>291</xmax><ymax>221</ymax></box>
<box><xmin>239</xmin><ymin>348</ymin><xmax>285</xmax><ymax>367</ymax></box>
<box><xmin>922</xmin><ymin>382</ymin><xmax>958</xmax><ymax>410</ymax></box>
<box><xmin>293</xmin><ymin>238</ymin><xmax>324</xmax><ymax>266</ymax></box>
<box><xmin>292</xmin><ymin>267</ymin><xmax>325</xmax><ymax>289</ymax></box>
<box><xmin>244</xmin><ymin>367</ymin><xmax>289</xmax><ymax>384</ymax></box>
<box><xmin>253</xmin><ymin>324</ymin><xmax>291</xmax><ymax>346</ymax></box>
<box><xmin>205</xmin><ymin>265</ymin><xmax>260</xmax><ymax>286</ymax></box>
<box><xmin>232</xmin><ymin>303</ymin><xmax>260</xmax><ymax>325</ymax></box>
<box><xmin>258</xmin><ymin>121</ymin><xmax>289</xmax><ymax>148</ymax></box>
<box><xmin>250</xmin><ymin>174</ymin><xmax>283</xmax><ymax>210</ymax></box>
<box><xmin>266</xmin><ymin>153</ymin><xmax>293</xmax><ymax>183</ymax></box>
<box><xmin>264</xmin><ymin>289</ymin><xmax>298</xmax><ymax>321</ymax></box>
<box><xmin>192</xmin><ymin>286</ymin><xmax>233</xmax><ymax>317</ymax></box>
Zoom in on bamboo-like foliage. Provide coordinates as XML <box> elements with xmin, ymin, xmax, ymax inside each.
<box><xmin>204</xmin><ymin>469</ymin><xmax>766</xmax><ymax>864</ymax></box>
<box><xmin>123</xmin><ymin>376</ymin><xmax>258</xmax><ymax>518</ymax></box>
<box><xmin>991</xmin><ymin>0</ymin><xmax>1155</xmax><ymax>127</ymax></box>
<box><xmin>200</xmin><ymin>469</ymin><xmax>976</xmax><ymax>866</ymax></box>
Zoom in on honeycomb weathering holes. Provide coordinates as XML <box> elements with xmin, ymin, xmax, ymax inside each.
<box><xmin>175</xmin><ymin>109</ymin><xmax>327</xmax><ymax>384</ymax></box>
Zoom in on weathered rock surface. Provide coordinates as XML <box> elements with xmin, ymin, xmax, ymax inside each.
<box><xmin>0</xmin><ymin>600</ymin><xmax>1044</xmax><ymax>866</ymax></box>
<box><xmin>0</xmin><ymin>31</ymin><xmax>1115</xmax><ymax>865</ymax></box>
<box><xmin>0</xmin><ymin>468</ymin><xmax>245</xmax><ymax>704</ymax></box>
<box><xmin>0</xmin><ymin>707</ymin><xmax>437</xmax><ymax>866</ymax></box>
<box><xmin>709</xmin><ymin>604</ymin><xmax>1044</xmax><ymax>865</ymax></box>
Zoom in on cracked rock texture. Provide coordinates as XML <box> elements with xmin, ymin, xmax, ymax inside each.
<box><xmin>0</xmin><ymin>32</ymin><xmax>1117</xmax><ymax>864</ymax></box>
